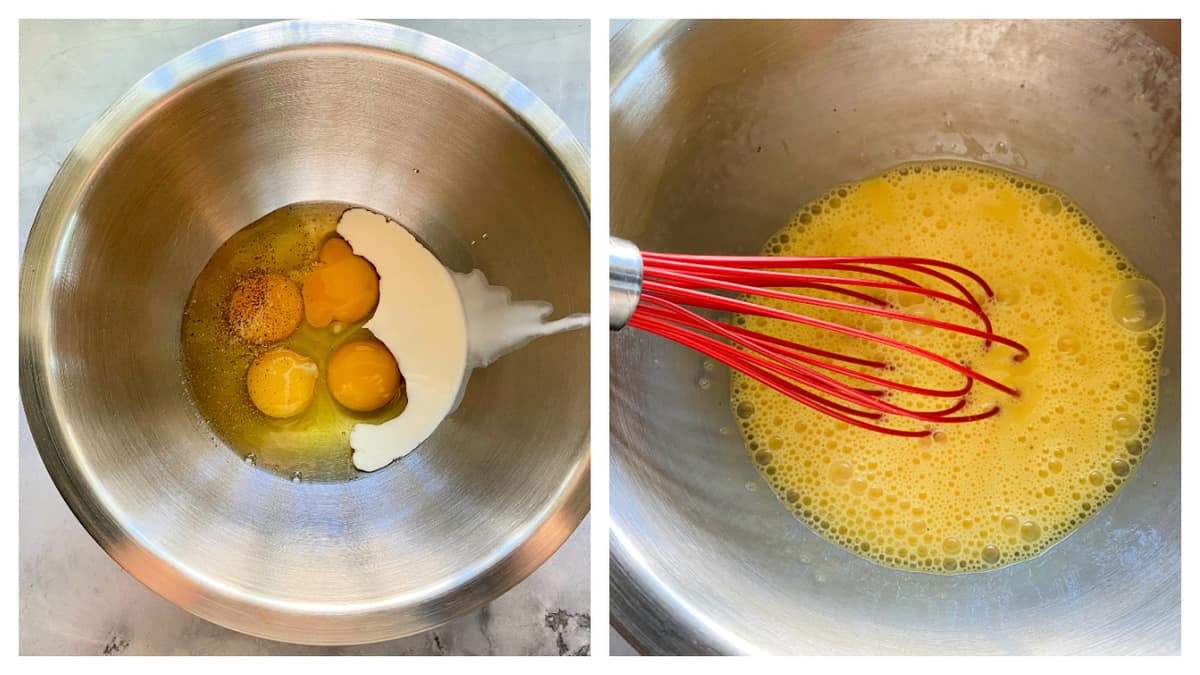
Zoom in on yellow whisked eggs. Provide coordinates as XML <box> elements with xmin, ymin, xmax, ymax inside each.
<box><xmin>303</xmin><ymin>237</ymin><xmax>380</xmax><ymax>329</ymax></box>
<box><xmin>731</xmin><ymin>160</ymin><xmax>1165</xmax><ymax>573</ymax></box>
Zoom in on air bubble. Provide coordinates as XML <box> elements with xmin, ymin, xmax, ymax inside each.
<box><xmin>736</xmin><ymin>402</ymin><xmax>756</xmax><ymax>419</ymax></box>
<box><xmin>981</xmin><ymin>545</ymin><xmax>1001</xmax><ymax>564</ymax></box>
<box><xmin>1137</xmin><ymin>334</ymin><xmax>1157</xmax><ymax>352</ymax></box>
<box><xmin>830</xmin><ymin>461</ymin><xmax>853</xmax><ymax>484</ymax></box>
<box><xmin>1111</xmin><ymin>278</ymin><xmax>1165</xmax><ymax>332</ymax></box>
<box><xmin>1111</xmin><ymin>458</ymin><xmax>1131</xmax><ymax>477</ymax></box>
<box><xmin>1112</xmin><ymin>414</ymin><xmax>1139</xmax><ymax>437</ymax></box>
<box><xmin>1056</xmin><ymin>335</ymin><xmax>1079</xmax><ymax>353</ymax></box>
<box><xmin>1038</xmin><ymin>194</ymin><xmax>1063</xmax><ymax>215</ymax></box>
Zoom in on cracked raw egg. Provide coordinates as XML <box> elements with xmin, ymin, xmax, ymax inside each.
<box><xmin>228</xmin><ymin>273</ymin><xmax>303</xmax><ymax>344</ymax></box>
<box><xmin>182</xmin><ymin>202</ymin><xmax>585</xmax><ymax>480</ymax></box>
<box><xmin>303</xmin><ymin>237</ymin><xmax>379</xmax><ymax>328</ymax></box>
<box><xmin>246</xmin><ymin>348</ymin><xmax>319</xmax><ymax>418</ymax></box>
<box><xmin>326</xmin><ymin>340</ymin><xmax>402</xmax><ymax>412</ymax></box>
<box><xmin>181</xmin><ymin>203</ymin><xmax>408</xmax><ymax>481</ymax></box>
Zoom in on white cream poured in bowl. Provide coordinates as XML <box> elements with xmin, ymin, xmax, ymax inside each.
<box><xmin>337</xmin><ymin>208</ymin><xmax>588</xmax><ymax>471</ymax></box>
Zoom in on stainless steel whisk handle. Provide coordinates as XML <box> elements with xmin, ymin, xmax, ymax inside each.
<box><xmin>609</xmin><ymin>237</ymin><xmax>643</xmax><ymax>330</ymax></box>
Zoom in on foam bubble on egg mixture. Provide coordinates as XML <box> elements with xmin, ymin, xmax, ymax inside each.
<box><xmin>336</xmin><ymin>208</ymin><xmax>588</xmax><ymax>472</ymax></box>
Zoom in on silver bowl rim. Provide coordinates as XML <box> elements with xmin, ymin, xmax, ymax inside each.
<box><xmin>20</xmin><ymin>19</ymin><xmax>591</xmax><ymax>644</ymax></box>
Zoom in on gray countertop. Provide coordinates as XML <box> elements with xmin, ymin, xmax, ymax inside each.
<box><xmin>18</xmin><ymin>19</ymin><xmax>590</xmax><ymax>656</ymax></box>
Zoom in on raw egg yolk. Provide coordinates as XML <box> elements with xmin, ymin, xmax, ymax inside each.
<box><xmin>246</xmin><ymin>348</ymin><xmax>319</xmax><ymax>418</ymax></box>
<box><xmin>228</xmin><ymin>273</ymin><xmax>303</xmax><ymax>344</ymax></box>
<box><xmin>326</xmin><ymin>340</ymin><xmax>402</xmax><ymax>412</ymax></box>
<box><xmin>303</xmin><ymin>238</ymin><xmax>379</xmax><ymax>328</ymax></box>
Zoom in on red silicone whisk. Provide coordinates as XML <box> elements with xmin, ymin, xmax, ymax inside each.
<box><xmin>609</xmin><ymin>237</ymin><xmax>1028</xmax><ymax>437</ymax></box>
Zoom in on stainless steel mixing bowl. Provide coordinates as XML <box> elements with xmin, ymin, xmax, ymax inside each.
<box><xmin>20</xmin><ymin>20</ymin><xmax>589</xmax><ymax>645</ymax></box>
<box><xmin>610</xmin><ymin>19</ymin><xmax>1179</xmax><ymax>655</ymax></box>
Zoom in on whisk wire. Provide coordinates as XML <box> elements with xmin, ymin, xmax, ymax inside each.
<box><xmin>637</xmin><ymin>298</ymin><xmax>981</xmax><ymax>416</ymax></box>
<box><xmin>642</xmin><ymin>263</ymin><xmax>997</xmax><ymax>337</ymax></box>
<box><xmin>638</xmin><ymin>300</ymin><xmax>974</xmax><ymax>399</ymax></box>
<box><xmin>623</xmin><ymin>246</ymin><xmax>1030</xmax><ymax>437</ymax></box>
<box><xmin>631</xmin><ymin>298</ymin><xmax>997</xmax><ymax>437</ymax></box>
<box><xmin>640</xmin><ymin>251</ymin><xmax>997</xmax><ymax>300</ymax></box>
<box><xmin>641</xmin><ymin>276</ymin><xmax>1025</xmax><ymax>396</ymax></box>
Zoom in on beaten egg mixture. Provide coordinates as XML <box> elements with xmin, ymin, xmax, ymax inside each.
<box><xmin>731</xmin><ymin>161</ymin><xmax>1164</xmax><ymax>573</ymax></box>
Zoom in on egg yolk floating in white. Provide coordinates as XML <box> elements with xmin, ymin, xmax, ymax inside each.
<box><xmin>220</xmin><ymin>231</ymin><xmax>400</xmax><ymax>424</ymax></box>
<box><xmin>730</xmin><ymin>160</ymin><xmax>1165</xmax><ymax>574</ymax></box>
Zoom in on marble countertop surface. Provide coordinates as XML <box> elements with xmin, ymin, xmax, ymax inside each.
<box><xmin>18</xmin><ymin>19</ymin><xmax>590</xmax><ymax>656</ymax></box>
